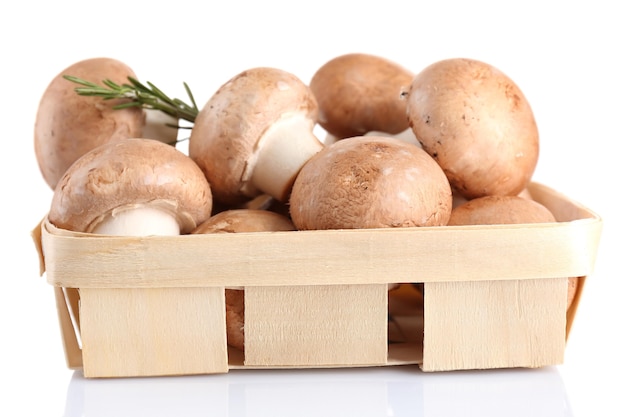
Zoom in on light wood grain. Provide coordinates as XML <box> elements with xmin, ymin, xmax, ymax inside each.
<box><xmin>32</xmin><ymin>182</ymin><xmax>603</xmax><ymax>375</ymax></box>
<box><xmin>54</xmin><ymin>287</ymin><xmax>82</xmax><ymax>370</ymax></box>
<box><xmin>244</xmin><ymin>285</ymin><xmax>388</xmax><ymax>366</ymax></box>
<box><xmin>80</xmin><ymin>287</ymin><xmax>228</xmax><ymax>377</ymax></box>
<box><xmin>422</xmin><ymin>278</ymin><xmax>567</xmax><ymax>371</ymax></box>
<box><xmin>38</xmin><ymin>184</ymin><xmax>601</xmax><ymax>289</ymax></box>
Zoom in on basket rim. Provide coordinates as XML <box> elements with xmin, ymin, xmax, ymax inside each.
<box><xmin>35</xmin><ymin>182</ymin><xmax>602</xmax><ymax>289</ymax></box>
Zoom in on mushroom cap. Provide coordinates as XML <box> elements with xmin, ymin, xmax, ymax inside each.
<box><xmin>290</xmin><ymin>136</ymin><xmax>452</xmax><ymax>230</ymax></box>
<box><xmin>192</xmin><ymin>209</ymin><xmax>295</xmax><ymax>234</ymax></box>
<box><xmin>34</xmin><ymin>57</ymin><xmax>145</xmax><ymax>189</ymax></box>
<box><xmin>48</xmin><ymin>138</ymin><xmax>213</xmax><ymax>234</ymax></box>
<box><xmin>447</xmin><ymin>195</ymin><xmax>555</xmax><ymax>226</ymax></box>
<box><xmin>406</xmin><ymin>58</ymin><xmax>539</xmax><ymax>199</ymax></box>
<box><xmin>188</xmin><ymin>67</ymin><xmax>318</xmax><ymax>206</ymax></box>
<box><xmin>310</xmin><ymin>53</ymin><xmax>414</xmax><ymax>139</ymax></box>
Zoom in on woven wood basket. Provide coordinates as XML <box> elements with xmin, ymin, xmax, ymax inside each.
<box><xmin>33</xmin><ymin>182</ymin><xmax>602</xmax><ymax>378</ymax></box>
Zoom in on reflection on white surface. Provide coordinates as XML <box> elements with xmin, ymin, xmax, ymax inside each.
<box><xmin>63</xmin><ymin>365</ymin><xmax>572</xmax><ymax>417</ymax></box>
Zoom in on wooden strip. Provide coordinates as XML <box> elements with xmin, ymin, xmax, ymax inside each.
<box><xmin>244</xmin><ymin>285</ymin><xmax>388</xmax><ymax>366</ymax></box>
<box><xmin>65</xmin><ymin>287</ymin><xmax>81</xmax><ymax>330</ymax></box>
<box><xmin>38</xmin><ymin>182</ymin><xmax>602</xmax><ymax>289</ymax></box>
<box><xmin>527</xmin><ymin>182</ymin><xmax>599</xmax><ymax>222</ymax></box>
<box><xmin>41</xmin><ymin>215</ymin><xmax>601</xmax><ymax>289</ymax></box>
<box><xmin>54</xmin><ymin>287</ymin><xmax>83</xmax><ymax>370</ymax></box>
<box><xmin>31</xmin><ymin>218</ymin><xmax>45</xmax><ymax>276</ymax></box>
<box><xmin>80</xmin><ymin>287</ymin><xmax>228</xmax><ymax>377</ymax></box>
<box><xmin>421</xmin><ymin>278</ymin><xmax>567</xmax><ymax>371</ymax></box>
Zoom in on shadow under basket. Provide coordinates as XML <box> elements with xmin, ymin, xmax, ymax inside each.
<box><xmin>32</xmin><ymin>182</ymin><xmax>602</xmax><ymax>378</ymax></box>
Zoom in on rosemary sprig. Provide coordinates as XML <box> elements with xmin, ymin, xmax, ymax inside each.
<box><xmin>63</xmin><ymin>75</ymin><xmax>199</xmax><ymax>123</ymax></box>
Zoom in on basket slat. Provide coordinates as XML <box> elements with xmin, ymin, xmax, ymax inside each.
<box><xmin>244</xmin><ymin>284</ymin><xmax>388</xmax><ymax>367</ymax></box>
<box><xmin>54</xmin><ymin>287</ymin><xmax>83</xmax><ymax>370</ymax></box>
<box><xmin>80</xmin><ymin>287</ymin><xmax>229</xmax><ymax>377</ymax></box>
<box><xmin>422</xmin><ymin>277</ymin><xmax>567</xmax><ymax>371</ymax></box>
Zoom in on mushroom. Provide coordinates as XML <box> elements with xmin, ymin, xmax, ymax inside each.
<box><xmin>448</xmin><ymin>195</ymin><xmax>578</xmax><ymax>310</ymax></box>
<box><xmin>193</xmin><ymin>209</ymin><xmax>295</xmax><ymax>234</ymax></box>
<box><xmin>405</xmin><ymin>58</ymin><xmax>539</xmax><ymax>199</ymax></box>
<box><xmin>452</xmin><ymin>187</ymin><xmax>535</xmax><ymax>208</ymax></box>
<box><xmin>448</xmin><ymin>195</ymin><xmax>555</xmax><ymax>226</ymax></box>
<box><xmin>289</xmin><ymin>136</ymin><xmax>452</xmax><ymax>230</ymax></box>
<box><xmin>34</xmin><ymin>57</ymin><xmax>146</xmax><ymax>190</ymax></box>
<box><xmin>48</xmin><ymin>138</ymin><xmax>212</xmax><ymax>236</ymax></box>
<box><xmin>189</xmin><ymin>67</ymin><xmax>323</xmax><ymax>207</ymax></box>
<box><xmin>192</xmin><ymin>209</ymin><xmax>296</xmax><ymax>351</ymax></box>
<box><xmin>310</xmin><ymin>53</ymin><xmax>414</xmax><ymax>139</ymax></box>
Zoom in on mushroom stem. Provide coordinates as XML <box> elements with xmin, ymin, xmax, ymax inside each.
<box><xmin>243</xmin><ymin>113</ymin><xmax>324</xmax><ymax>202</ymax></box>
<box><xmin>91</xmin><ymin>206</ymin><xmax>182</xmax><ymax>236</ymax></box>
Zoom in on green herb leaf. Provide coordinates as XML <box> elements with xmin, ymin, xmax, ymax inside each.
<box><xmin>63</xmin><ymin>75</ymin><xmax>199</xmax><ymax>123</ymax></box>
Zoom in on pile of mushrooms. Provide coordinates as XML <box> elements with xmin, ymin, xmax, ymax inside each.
<box><xmin>35</xmin><ymin>53</ymin><xmax>573</xmax><ymax>352</ymax></box>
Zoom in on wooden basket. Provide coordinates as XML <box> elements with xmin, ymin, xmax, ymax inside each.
<box><xmin>32</xmin><ymin>182</ymin><xmax>602</xmax><ymax>378</ymax></box>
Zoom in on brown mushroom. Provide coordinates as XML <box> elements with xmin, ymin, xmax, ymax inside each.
<box><xmin>310</xmin><ymin>53</ymin><xmax>414</xmax><ymax>139</ymax></box>
<box><xmin>48</xmin><ymin>138</ymin><xmax>212</xmax><ymax>235</ymax></box>
<box><xmin>192</xmin><ymin>209</ymin><xmax>296</xmax><ymax>351</ymax></box>
<box><xmin>448</xmin><ymin>195</ymin><xmax>578</xmax><ymax>309</ymax></box>
<box><xmin>406</xmin><ymin>58</ymin><xmax>539</xmax><ymax>199</ymax></box>
<box><xmin>193</xmin><ymin>209</ymin><xmax>295</xmax><ymax>234</ymax></box>
<box><xmin>34</xmin><ymin>57</ymin><xmax>146</xmax><ymax>190</ymax></box>
<box><xmin>289</xmin><ymin>136</ymin><xmax>452</xmax><ymax>230</ymax></box>
<box><xmin>189</xmin><ymin>67</ymin><xmax>324</xmax><ymax>206</ymax></box>
<box><xmin>448</xmin><ymin>195</ymin><xmax>555</xmax><ymax>225</ymax></box>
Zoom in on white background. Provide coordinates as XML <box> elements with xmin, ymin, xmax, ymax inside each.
<box><xmin>2</xmin><ymin>1</ymin><xmax>623</xmax><ymax>416</ymax></box>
